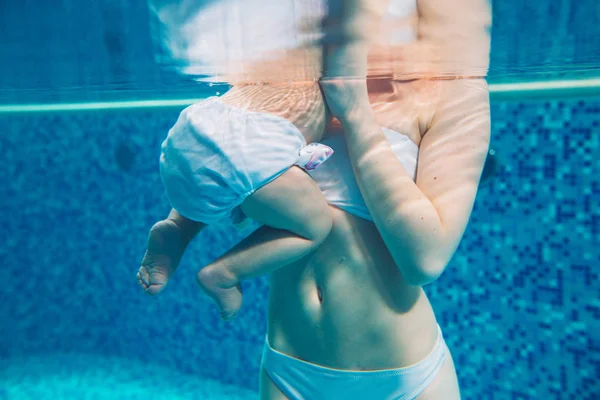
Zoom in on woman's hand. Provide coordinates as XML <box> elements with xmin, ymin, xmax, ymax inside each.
<box><xmin>319</xmin><ymin>78</ymin><xmax>373</xmax><ymax>124</ymax></box>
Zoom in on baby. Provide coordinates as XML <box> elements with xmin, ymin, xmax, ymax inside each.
<box><xmin>137</xmin><ymin>83</ymin><xmax>332</xmax><ymax>320</ymax></box>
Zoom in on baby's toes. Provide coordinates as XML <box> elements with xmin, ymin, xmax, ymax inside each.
<box><xmin>137</xmin><ymin>268</ymin><xmax>150</xmax><ymax>290</ymax></box>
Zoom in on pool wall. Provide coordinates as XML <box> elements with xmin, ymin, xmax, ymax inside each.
<box><xmin>1</xmin><ymin>97</ymin><xmax>599</xmax><ymax>399</ymax></box>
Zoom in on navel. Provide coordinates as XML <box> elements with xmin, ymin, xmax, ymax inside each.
<box><xmin>317</xmin><ymin>285</ymin><xmax>324</xmax><ymax>303</ymax></box>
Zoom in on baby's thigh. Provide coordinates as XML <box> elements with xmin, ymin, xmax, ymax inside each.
<box><xmin>241</xmin><ymin>167</ymin><xmax>332</xmax><ymax>240</ymax></box>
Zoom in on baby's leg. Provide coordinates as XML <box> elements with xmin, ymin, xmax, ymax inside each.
<box><xmin>196</xmin><ymin>166</ymin><xmax>332</xmax><ymax>320</ymax></box>
<box><xmin>137</xmin><ymin>209</ymin><xmax>205</xmax><ymax>295</ymax></box>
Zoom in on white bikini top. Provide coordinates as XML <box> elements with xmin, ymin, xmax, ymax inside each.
<box><xmin>308</xmin><ymin>127</ymin><xmax>419</xmax><ymax>221</ymax></box>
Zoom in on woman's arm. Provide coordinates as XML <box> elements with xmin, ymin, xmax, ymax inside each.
<box><xmin>321</xmin><ymin>0</ymin><xmax>491</xmax><ymax>286</ymax></box>
<box><xmin>323</xmin><ymin>78</ymin><xmax>490</xmax><ymax>286</ymax></box>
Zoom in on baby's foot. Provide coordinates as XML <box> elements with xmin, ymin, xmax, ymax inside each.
<box><xmin>196</xmin><ymin>265</ymin><xmax>243</xmax><ymax>320</ymax></box>
<box><xmin>137</xmin><ymin>219</ymin><xmax>185</xmax><ymax>295</ymax></box>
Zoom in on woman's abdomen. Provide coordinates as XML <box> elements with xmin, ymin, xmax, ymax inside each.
<box><xmin>267</xmin><ymin>206</ymin><xmax>440</xmax><ymax>370</ymax></box>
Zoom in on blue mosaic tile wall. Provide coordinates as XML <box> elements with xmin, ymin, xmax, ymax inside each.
<box><xmin>1</xmin><ymin>97</ymin><xmax>599</xmax><ymax>399</ymax></box>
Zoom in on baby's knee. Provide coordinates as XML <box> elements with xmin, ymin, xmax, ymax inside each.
<box><xmin>297</xmin><ymin>199</ymin><xmax>333</xmax><ymax>245</ymax></box>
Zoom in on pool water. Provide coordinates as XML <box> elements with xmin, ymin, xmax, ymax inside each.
<box><xmin>1</xmin><ymin>354</ymin><xmax>256</xmax><ymax>399</ymax></box>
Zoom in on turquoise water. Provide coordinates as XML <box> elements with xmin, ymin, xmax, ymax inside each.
<box><xmin>1</xmin><ymin>354</ymin><xmax>256</xmax><ymax>399</ymax></box>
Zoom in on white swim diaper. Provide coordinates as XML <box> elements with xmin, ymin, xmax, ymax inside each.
<box><xmin>159</xmin><ymin>97</ymin><xmax>333</xmax><ymax>224</ymax></box>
